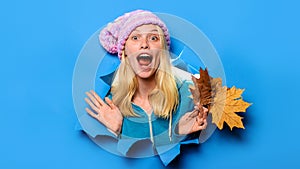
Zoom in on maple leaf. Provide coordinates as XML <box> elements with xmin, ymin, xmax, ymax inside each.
<box><xmin>210</xmin><ymin>86</ymin><xmax>251</xmax><ymax>130</ymax></box>
<box><xmin>189</xmin><ymin>67</ymin><xmax>251</xmax><ymax>130</ymax></box>
<box><xmin>189</xmin><ymin>68</ymin><xmax>212</xmax><ymax>108</ymax></box>
<box><xmin>189</xmin><ymin>76</ymin><xmax>200</xmax><ymax>105</ymax></box>
<box><xmin>210</xmin><ymin>77</ymin><xmax>223</xmax><ymax>98</ymax></box>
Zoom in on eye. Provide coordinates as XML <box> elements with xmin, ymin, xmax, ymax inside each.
<box><xmin>149</xmin><ymin>34</ymin><xmax>159</xmax><ymax>41</ymax></box>
<box><xmin>131</xmin><ymin>35</ymin><xmax>139</xmax><ymax>41</ymax></box>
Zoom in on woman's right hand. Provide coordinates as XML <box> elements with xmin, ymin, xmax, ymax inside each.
<box><xmin>85</xmin><ymin>90</ymin><xmax>123</xmax><ymax>135</ymax></box>
<box><xmin>176</xmin><ymin>104</ymin><xmax>208</xmax><ymax>135</ymax></box>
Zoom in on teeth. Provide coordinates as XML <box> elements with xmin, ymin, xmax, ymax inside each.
<box><xmin>137</xmin><ymin>54</ymin><xmax>152</xmax><ymax>59</ymax></box>
<box><xmin>139</xmin><ymin>54</ymin><xmax>150</xmax><ymax>57</ymax></box>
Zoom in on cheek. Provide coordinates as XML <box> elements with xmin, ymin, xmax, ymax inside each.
<box><xmin>124</xmin><ymin>43</ymin><xmax>139</xmax><ymax>55</ymax></box>
<box><xmin>153</xmin><ymin>48</ymin><xmax>163</xmax><ymax>58</ymax></box>
<box><xmin>127</xmin><ymin>56</ymin><xmax>135</xmax><ymax>63</ymax></box>
<box><xmin>127</xmin><ymin>56</ymin><xmax>138</xmax><ymax>69</ymax></box>
<box><xmin>151</xmin><ymin>41</ymin><xmax>163</xmax><ymax>48</ymax></box>
<box><xmin>154</xmin><ymin>43</ymin><xmax>163</xmax><ymax>49</ymax></box>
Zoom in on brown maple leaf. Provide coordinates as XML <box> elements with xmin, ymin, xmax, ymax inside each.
<box><xmin>190</xmin><ymin>76</ymin><xmax>200</xmax><ymax>105</ymax></box>
<box><xmin>189</xmin><ymin>68</ymin><xmax>212</xmax><ymax>109</ymax></box>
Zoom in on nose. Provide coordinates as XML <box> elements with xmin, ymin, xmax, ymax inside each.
<box><xmin>140</xmin><ymin>37</ymin><xmax>149</xmax><ymax>49</ymax></box>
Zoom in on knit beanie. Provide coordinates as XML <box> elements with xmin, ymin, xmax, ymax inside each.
<box><xmin>99</xmin><ymin>10</ymin><xmax>170</xmax><ymax>59</ymax></box>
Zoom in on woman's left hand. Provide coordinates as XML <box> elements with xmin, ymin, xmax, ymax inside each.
<box><xmin>177</xmin><ymin>104</ymin><xmax>208</xmax><ymax>135</ymax></box>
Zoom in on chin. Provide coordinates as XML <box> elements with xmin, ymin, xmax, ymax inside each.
<box><xmin>137</xmin><ymin>71</ymin><xmax>156</xmax><ymax>79</ymax></box>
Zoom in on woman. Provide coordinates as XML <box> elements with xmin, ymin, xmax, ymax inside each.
<box><xmin>84</xmin><ymin>9</ymin><xmax>207</xmax><ymax>164</ymax></box>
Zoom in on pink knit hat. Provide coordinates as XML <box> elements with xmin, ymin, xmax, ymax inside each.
<box><xmin>99</xmin><ymin>10</ymin><xmax>170</xmax><ymax>59</ymax></box>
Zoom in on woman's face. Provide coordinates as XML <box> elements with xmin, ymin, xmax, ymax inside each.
<box><xmin>124</xmin><ymin>24</ymin><xmax>164</xmax><ymax>79</ymax></box>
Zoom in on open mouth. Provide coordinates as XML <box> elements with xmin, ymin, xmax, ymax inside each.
<box><xmin>137</xmin><ymin>54</ymin><xmax>153</xmax><ymax>66</ymax></box>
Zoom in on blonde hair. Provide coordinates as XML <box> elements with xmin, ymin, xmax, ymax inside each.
<box><xmin>111</xmin><ymin>26</ymin><xmax>179</xmax><ymax>119</ymax></box>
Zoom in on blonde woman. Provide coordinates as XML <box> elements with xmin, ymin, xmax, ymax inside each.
<box><xmin>84</xmin><ymin>10</ymin><xmax>208</xmax><ymax>165</ymax></box>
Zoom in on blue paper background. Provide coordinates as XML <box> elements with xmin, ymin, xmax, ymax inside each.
<box><xmin>1</xmin><ymin>0</ymin><xmax>299</xmax><ymax>168</ymax></box>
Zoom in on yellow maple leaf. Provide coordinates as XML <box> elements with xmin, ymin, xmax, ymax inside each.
<box><xmin>210</xmin><ymin>86</ymin><xmax>251</xmax><ymax>130</ymax></box>
<box><xmin>210</xmin><ymin>85</ymin><xmax>227</xmax><ymax>127</ymax></box>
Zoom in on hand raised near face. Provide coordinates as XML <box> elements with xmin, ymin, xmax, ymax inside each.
<box><xmin>85</xmin><ymin>90</ymin><xmax>123</xmax><ymax>135</ymax></box>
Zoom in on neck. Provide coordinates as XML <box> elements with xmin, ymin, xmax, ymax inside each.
<box><xmin>132</xmin><ymin>75</ymin><xmax>156</xmax><ymax>113</ymax></box>
<box><xmin>136</xmin><ymin>75</ymin><xmax>156</xmax><ymax>98</ymax></box>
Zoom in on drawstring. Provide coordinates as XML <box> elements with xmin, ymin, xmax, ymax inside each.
<box><xmin>147</xmin><ymin>113</ymin><xmax>154</xmax><ymax>145</ymax></box>
<box><xmin>147</xmin><ymin>112</ymin><xmax>173</xmax><ymax>145</ymax></box>
<box><xmin>169</xmin><ymin>112</ymin><xmax>172</xmax><ymax>142</ymax></box>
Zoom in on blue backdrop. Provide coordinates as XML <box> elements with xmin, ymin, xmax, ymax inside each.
<box><xmin>1</xmin><ymin>0</ymin><xmax>299</xmax><ymax>168</ymax></box>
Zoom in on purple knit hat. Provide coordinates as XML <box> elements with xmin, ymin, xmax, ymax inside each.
<box><xmin>99</xmin><ymin>10</ymin><xmax>170</xmax><ymax>59</ymax></box>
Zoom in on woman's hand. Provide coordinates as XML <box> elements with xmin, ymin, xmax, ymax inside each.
<box><xmin>177</xmin><ymin>104</ymin><xmax>208</xmax><ymax>135</ymax></box>
<box><xmin>85</xmin><ymin>90</ymin><xmax>123</xmax><ymax>135</ymax></box>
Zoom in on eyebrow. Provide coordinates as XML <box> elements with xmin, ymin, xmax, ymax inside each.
<box><xmin>149</xmin><ymin>29</ymin><xmax>158</xmax><ymax>32</ymax></box>
<box><xmin>133</xmin><ymin>29</ymin><xmax>159</xmax><ymax>33</ymax></box>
